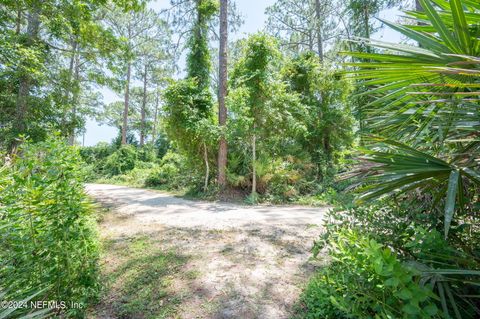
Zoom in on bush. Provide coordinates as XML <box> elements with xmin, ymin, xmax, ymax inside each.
<box><xmin>103</xmin><ymin>144</ymin><xmax>137</xmax><ymax>176</ymax></box>
<box><xmin>79</xmin><ymin>142</ymin><xmax>114</xmax><ymax>163</ymax></box>
<box><xmin>79</xmin><ymin>142</ymin><xmax>115</xmax><ymax>178</ymax></box>
<box><xmin>137</xmin><ymin>144</ymin><xmax>157</xmax><ymax>163</ymax></box>
<box><xmin>99</xmin><ymin>166</ymin><xmax>155</xmax><ymax>187</ymax></box>
<box><xmin>154</xmin><ymin>135</ymin><xmax>170</xmax><ymax>159</ymax></box>
<box><xmin>303</xmin><ymin>200</ymin><xmax>480</xmax><ymax>319</ymax></box>
<box><xmin>145</xmin><ymin>151</ymin><xmax>189</xmax><ymax>189</ymax></box>
<box><xmin>299</xmin><ymin>230</ymin><xmax>439</xmax><ymax>319</ymax></box>
<box><xmin>0</xmin><ymin>138</ymin><xmax>100</xmax><ymax>317</ymax></box>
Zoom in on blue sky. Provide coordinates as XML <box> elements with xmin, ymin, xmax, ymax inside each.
<box><xmin>82</xmin><ymin>0</ymin><xmax>403</xmax><ymax>146</ymax></box>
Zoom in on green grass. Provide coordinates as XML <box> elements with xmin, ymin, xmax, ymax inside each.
<box><xmin>99</xmin><ymin>236</ymin><xmax>189</xmax><ymax>319</ymax></box>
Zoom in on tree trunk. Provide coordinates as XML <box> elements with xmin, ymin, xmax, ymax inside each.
<box><xmin>16</xmin><ymin>7</ymin><xmax>22</xmax><ymax>34</ymax></box>
<box><xmin>415</xmin><ymin>0</ymin><xmax>426</xmax><ymax>29</ymax></box>
<box><xmin>308</xmin><ymin>30</ymin><xmax>313</xmax><ymax>51</ymax></box>
<box><xmin>122</xmin><ymin>62</ymin><xmax>131</xmax><ymax>145</ymax></box>
<box><xmin>66</xmin><ymin>40</ymin><xmax>77</xmax><ymax>143</ymax></box>
<box><xmin>251</xmin><ymin>128</ymin><xmax>257</xmax><ymax>196</ymax></box>
<box><xmin>15</xmin><ymin>4</ymin><xmax>40</xmax><ymax>135</ymax></box>
<box><xmin>140</xmin><ymin>64</ymin><xmax>148</xmax><ymax>146</ymax></box>
<box><xmin>203</xmin><ymin>141</ymin><xmax>209</xmax><ymax>192</ymax></box>
<box><xmin>69</xmin><ymin>51</ymin><xmax>80</xmax><ymax>145</ymax></box>
<box><xmin>217</xmin><ymin>0</ymin><xmax>228</xmax><ymax>188</ymax></box>
<box><xmin>152</xmin><ymin>88</ymin><xmax>159</xmax><ymax>142</ymax></box>
<box><xmin>314</xmin><ymin>0</ymin><xmax>324</xmax><ymax>61</ymax></box>
<box><xmin>363</xmin><ymin>4</ymin><xmax>370</xmax><ymax>39</ymax></box>
<box><xmin>323</xmin><ymin>133</ymin><xmax>331</xmax><ymax>164</ymax></box>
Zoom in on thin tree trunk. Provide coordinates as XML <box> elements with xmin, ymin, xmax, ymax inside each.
<box><xmin>15</xmin><ymin>4</ymin><xmax>40</xmax><ymax>135</ymax></box>
<box><xmin>65</xmin><ymin>40</ymin><xmax>77</xmax><ymax>142</ymax></box>
<box><xmin>308</xmin><ymin>30</ymin><xmax>313</xmax><ymax>51</ymax></box>
<box><xmin>251</xmin><ymin>128</ymin><xmax>256</xmax><ymax>196</ymax></box>
<box><xmin>67</xmin><ymin>41</ymin><xmax>77</xmax><ymax>85</ymax></box>
<box><xmin>16</xmin><ymin>7</ymin><xmax>22</xmax><ymax>34</ymax></box>
<box><xmin>217</xmin><ymin>0</ymin><xmax>228</xmax><ymax>188</ymax></box>
<box><xmin>152</xmin><ymin>88</ymin><xmax>159</xmax><ymax>142</ymax></box>
<box><xmin>323</xmin><ymin>133</ymin><xmax>331</xmax><ymax>164</ymax></box>
<box><xmin>415</xmin><ymin>0</ymin><xmax>426</xmax><ymax>29</ymax></box>
<box><xmin>69</xmin><ymin>52</ymin><xmax>80</xmax><ymax>145</ymax></box>
<box><xmin>122</xmin><ymin>62</ymin><xmax>131</xmax><ymax>145</ymax></box>
<box><xmin>140</xmin><ymin>64</ymin><xmax>148</xmax><ymax>146</ymax></box>
<box><xmin>358</xmin><ymin>3</ymin><xmax>370</xmax><ymax>146</ymax></box>
<box><xmin>363</xmin><ymin>4</ymin><xmax>370</xmax><ymax>39</ymax></box>
<box><xmin>203</xmin><ymin>141</ymin><xmax>209</xmax><ymax>192</ymax></box>
<box><xmin>314</xmin><ymin>0</ymin><xmax>324</xmax><ymax>61</ymax></box>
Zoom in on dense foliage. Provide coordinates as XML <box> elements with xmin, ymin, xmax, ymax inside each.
<box><xmin>2</xmin><ymin>0</ymin><xmax>480</xmax><ymax>318</ymax></box>
<box><xmin>86</xmin><ymin>34</ymin><xmax>354</xmax><ymax>204</ymax></box>
<box><xmin>298</xmin><ymin>1</ymin><xmax>480</xmax><ymax>318</ymax></box>
<box><xmin>347</xmin><ymin>0</ymin><xmax>480</xmax><ymax>237</ymax></box>
<box><xmin>0</xmin><ymin>138</ymin><xmax>100</xmax><ymax>318</ymax></box>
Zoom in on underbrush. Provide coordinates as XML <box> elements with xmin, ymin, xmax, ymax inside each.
<box><xmin>226</xmin><ymin>155</ymin><xmax>347</xmax><ymax>204</ymax></box>
<box><xmin>81</xmin><ymin>141</ymin><xmax>351</xmax><ymax>206</ymax></box>
<box><xmin>297</xmin><ymin>200</ymin><xmax>480</xmax><ymax>319</ymax></box>
<box><xmin>0</xmin><ymin>138</ymin><xmax>100</xmax><ymax>318</ymax></box>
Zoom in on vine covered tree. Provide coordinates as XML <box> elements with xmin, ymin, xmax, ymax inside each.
<box><xmin>229</xmin><ymin>33</ymin><xmax>305</xmax><ymax>199</ymax></box>
<box><xmin>163</xmin><ymin>0</ymin><xmax>218</xmax><ymax>191</ymax></box>
<box><xmin>283</xmin><ymin>52</ymin><xmax>354</xmax><ymax>180</ymax></box>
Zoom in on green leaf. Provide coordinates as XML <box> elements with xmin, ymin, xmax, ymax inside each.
<box><xmin>378</xmin><ymin>18</ymin><xmax>452</xmax><ymax>54</ymax></box>
<box><xmin>444</xmin><ymin>169</ymin><xmax>460</xmax><ymax>238</ymax></box>
<box><xmin>397</xmin><ymin>288</ymin><xmax>413</xmax><ymax>300</ymax></box>
<box><xmin>384</xmin><ymin>277</ymin><xmax>400</xmax><ymax>287</ymax></box>
<box><xmin>402</xmin><ymin>302</ymin><xmax>420</xmax><ymax>315</ymax></box>
<box><xmin>419</xmin><ymin>0</ymin><xmax>462</xmax><ymax>52</ymax></box>
<box><xmin>450</xmin><ymin>0</ymin><xmax>472</xmax><ymax>53</ymax></box>
<box><xmin>424</xmin><ymin>304</ymin><xmax>438</xmax><ymax>316</ymax></box>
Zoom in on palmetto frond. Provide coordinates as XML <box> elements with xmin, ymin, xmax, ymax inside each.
<box><xmin>345</xmin><ymin>0</ymin><xmax>480</xmax><ymax>237</ymax></box>
<box><xmin>355</xmin><ymin>136</ymin><xmax>480</xmax><ymax>237</ymax></box>
<box><xmin>345</xmin><ymin>0</ymin><xmax>480</xmax><ymax>143</ymax></box>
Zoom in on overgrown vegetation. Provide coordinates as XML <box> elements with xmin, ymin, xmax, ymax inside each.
<box><xmin>0</xmin><ymin>138</ymin><xmax>100</xmax><ymax>318</ymax></box>
<box><xmin>1</xmin><ymin>0</ymin><xmax>479</xmax><ymax>317</ymax></box>
<box><xmin>82</xmin><ymin>35</ymin><xmax>353</xmax><ymax>204</ymax></box>
<box><xmin>297</xmin><ymin>0</ymin><xmax>480</xmax><ymax>318</ymax></box>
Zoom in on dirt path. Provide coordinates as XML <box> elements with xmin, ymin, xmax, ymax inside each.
<box><xmin>86</xmin><ymin>184</ymin><xmax>330</xmax><ymax>319</ymax></box>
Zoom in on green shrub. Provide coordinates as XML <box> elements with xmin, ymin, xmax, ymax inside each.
<box><xmin>300</xmin><ymin>230</ymin><xmax>439</xmax><ymax>319</ymax></box>
<box><xmin>137</xmin><ymin>144</ymin><xmax>157</xmax><ymax>163</ymax></box>
<box><xmin>79</xmin><ymin>142</ymin><xmax>115</xmax><ymax>178</ymax></box>
<box><xmin>100</xmin><ymin>166</ymin><xmax>156</xmax><ymax>187</ymax></box>
<box><xmin>0</xmin><ymin>138</ymin><xmax>100</xmax><ymax>318</ymax></box>
<box><xmin>153</xmin><ymin>135</ymin><xmax>170</xmax><ymax>159</ymax></box>
<box><xmin>227</xmin><ymin>155</ymin><xmax>323</xmax><ymax>203</ymax></box>
<box><xmin>145</xmin><ymin>151</ymin><xmax>188</xmax><ymax>189</ymax></box>
<box><xmin>79</xmin><ymin>142</ymin><xmax>114</xmax><ymax>163</ymax></box>
<box><xmin>306</xmin><ymin>201</ymin><xmax>480</xmax><ymax>319</ymax></box>
<box><xmin>103</xmin><ymin>144</ymin><xmax>137</xmax><ymax>176</ymax></box>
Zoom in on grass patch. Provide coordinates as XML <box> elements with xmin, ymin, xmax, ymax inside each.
<box><xmin>98</xmin><ymin>235</ymin><xmax>189</xmax><ymax>319</ymax></box>
<box><xmin>182</xmin><ymin>270</ymin><xmax>201</xmax><ymax>280</ymax></box>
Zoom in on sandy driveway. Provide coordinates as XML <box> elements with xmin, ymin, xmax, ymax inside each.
<box><xmin>86</xmin><ymin>184</ymin><xmax>330</xmax><ymax>319</ymax></box>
